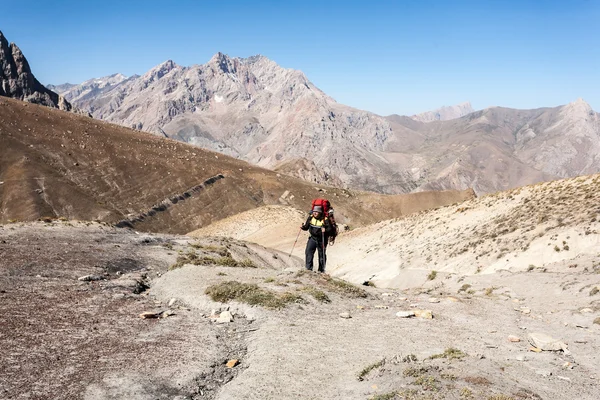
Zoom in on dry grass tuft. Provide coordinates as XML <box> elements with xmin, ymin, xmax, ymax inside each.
<box><xmin>357</xmin><ymin>358</ymin><xmax>385</xmax><ymax>381</ymax></box>
<box><xmin>205</xmin><ymin>281</ymin><xmax>304</xmax><ymax>309</ymax></box>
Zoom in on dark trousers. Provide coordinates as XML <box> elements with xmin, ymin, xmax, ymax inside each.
<box><xmin>305</xmin><ymin>237</ymin><xmax>327</xmax><ymax>272</ymax></box>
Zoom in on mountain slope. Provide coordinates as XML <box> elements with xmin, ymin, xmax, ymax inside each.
<box><xmin>383</xmin><ymin>101</ymin><xmax>600</xmax><ymax>194</ymax></box>
<box><xmin>0</xmin><ymin>31</ymin><xmax>72</xmax><ymax>111</ymax></box>
<box><xmin>0</xmin><ymin>96</ymin><xmax>473</xmax><ymax>233</ymax></box>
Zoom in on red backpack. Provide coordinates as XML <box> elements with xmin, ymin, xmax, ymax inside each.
<box><xmin>311</xmin><ymin>198</ymin><xmax>339</xmax><ymax>244</ymax></box>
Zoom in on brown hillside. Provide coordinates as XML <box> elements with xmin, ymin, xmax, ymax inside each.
<box><xmin>0</xmin><ymin>97</ymin><xmax>474</xmax><ymax>233</ymax></box>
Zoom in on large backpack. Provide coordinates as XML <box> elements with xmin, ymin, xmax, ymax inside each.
<box><xmin>311</xmin><ymin>198</ymin><xmax>339</xmax><ymax>245</ymax></box>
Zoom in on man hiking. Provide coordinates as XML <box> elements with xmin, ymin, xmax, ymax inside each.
<box><xmin>301</xmin><ymin>205</ymin><xmax>334</xmax><ymax>273</ymax></box>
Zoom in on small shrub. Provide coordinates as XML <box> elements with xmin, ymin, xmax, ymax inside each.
<box><xmin>205</xmin><ymin>281</ymin><xmax>303</xmax><ymax>309</ymax></box>
<box><xmin>593</xmin><ymin>317</ymin><xmax>600</xmax><ymax>325</ymax></box>
<box><xmin>429</xmin><ymin>347</ymin><xmax>467</xmax><ymax>360</ymax></box>
<box><xmin>590</xmin><ymin>287</ymin><xmax>599</xmax><ymax>296</ymax></box>
<box><xmin>320</xmin><ymin>274</ymin><xmax>368</xmax><ymax>298</ymax></box>
<box><xmin>357</xmin><ymin>358</ymin><xmax>385</xmax><ymax>381</ymax></box>
<box><xmin>303</xmin><ymin>287</ymin><xmax>331</xmax><ymax>303</ymax></box>
<box><xmin>458</xmin><ymin>284</ymin><xmax>472</xmax><ymax>293</ymax></box>
<box><xmin>237</xmin><ymin>258</ymin><xmax>258</xmax><ymax>268</ymax></box>
<box><xmin>464</xmin><ymin>376</ymin><xmax>491</xmax><ymax>385</ymax></box>
<box><xmin>554</xmin><ymin>245</ymin><xmax>560</xmax><ymax>252</ymax></box>
<box><xmin>414</xmin><ymin>375</ymin><xmax>439</xmax><ymax>391</ymax></box>
<box><xmin>264</xmin><ymin>277</ymin><xmax>275</xmax><ymax>283</ymax></box>
<box><xmin>403</xmin><ymin>366</ymin><xmax>431</xmax><ymax>378</ymax></box>
<box><xmin>527</xmin><ymin>265</ymin><xmax>535</xmax><ymax>272</ymax></box>
<box><xmin>485</xmin><ymin>287</ymin><xmax>495</xmax><ymax>296</ymax></box>
<box><xmin>427</xmin><ymin>270</ymin><xmax>438</xmax><ymax>281</ymax></box>
<box><xmin>460</xmin><ymin>387</ymin><xmax>474</xmax><ymax>399</ymax></box>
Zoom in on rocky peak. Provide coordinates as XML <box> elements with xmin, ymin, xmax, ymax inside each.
<box><xmin>0</xmin><ymin>30</ymin><xmax>72</xmax><ymax>111</ymax></box>
<box><xmin>562</xmin><ymin>98</ymin><xmax>594</xmax><ymax>116</ymax></box>
<box><xmin>208</xmin><ymin>52</ymin><xmax>239</xmax><ymax>75</ymax></box>
<box><xmin>411</xmin><ymin>101</ymin><xmax>475</xmax><ymax>122</ymax></box>
<box><xmin>143</xmin><ymin>60</ymin><xmax>179</xmax><ymax>82</ymax></box>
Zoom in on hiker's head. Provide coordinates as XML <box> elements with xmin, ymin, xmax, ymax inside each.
<box><xmin>311</xmin><ymin>205</ymin><xmax>323</xmax><ymax>217</ymax></box>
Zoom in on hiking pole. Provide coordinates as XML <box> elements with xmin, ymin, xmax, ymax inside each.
<box><xmin>289</xmin><ymin>228</ymin><xmax>302</xmax><ymax>258</ymax></box>
<box><xmin>321</xmin><ymin>229</ymin><xmax>326</xmax><ymax>271</ymax></box>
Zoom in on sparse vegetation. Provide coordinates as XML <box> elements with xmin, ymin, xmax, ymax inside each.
<box><xmin>169</xmin><ymin>251</ymin><xmax>258</xmax><ymax>270</ymax></box>
<box><xmin>487</xmin><ymin>395</ymin><xmax>515</xmax><ymax>400</ymax></box>
<box><xmin>429</xmin><ymin>348</ymin><xmax>467</xmax><ymax>360</ymax></box>
<box><xmin>296</xmin><ymin>272</ymin><xmax>369</xmax><ymax>298</ymax></box>
<box><xmin>205</xmin><ymin>281</ymin><xmax>303</xmax><ymax>309</ymax></box>
<box><xmin>464</xmin><ymin>376</ymin><xmax>491</xmax><ymax>385</ymax></box>
<box><xmin>358</xmin><ymin>358</ymin><xmax>385</xmax><ymax>381</ymax></box>
<box><xmin>458</xmin><ymin>284</ymin><xmax>472</xmax><ymax>293</ymax></box>
<box><xmin>303</xmin><ymin>287</ymin><xmax>331</xmax><ymax>303</ymax></box>
<box><xmin>403</xmin><ymin>366</ymin><xmax>432</xmax><ymax>378</ymax></box>
<box><xmin>370</xmin><ymin>392</ymin><xmax>397</xmax><ymax>400</ymax></box>
<box><xmin>427</xmin><ymin>270</ymin><xmax>438</xmax><ymax>280</ymax></box>
<box><xmin>460</xmin><ymin>387</ymin><xmax>474</xmax><ymax>399</ymax></box>
<box><xmin>414</xmin><ymin>375</ymin><xmax>439</xmax><ymax>391</ymax></box>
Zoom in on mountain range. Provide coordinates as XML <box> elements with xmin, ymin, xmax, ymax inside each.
<box><xmin>52</xmin><ymin>54</ymin><xmax>600</xmax><ymax>195</ymax></box>
<box><xmin>2</xmin><ymin>30</ymin><xmax>599</xmax><ymax>196</ymax></box>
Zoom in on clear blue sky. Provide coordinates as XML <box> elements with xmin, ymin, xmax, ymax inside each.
<box><xmin>2</xmin><ymin>0</ymin><xmax>599</xmax><ymax>115</ymax></box>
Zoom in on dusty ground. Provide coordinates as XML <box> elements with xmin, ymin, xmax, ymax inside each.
<box><xmin>2</xmin><ymin>212</ymin><xmax>600</xmax><ymax>399</ymax></box>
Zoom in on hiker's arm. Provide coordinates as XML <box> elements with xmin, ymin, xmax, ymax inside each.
<box><xmin>300</xmin><ymin>216</ymin><xmax>310</xmax><ymax>230</ymax></box>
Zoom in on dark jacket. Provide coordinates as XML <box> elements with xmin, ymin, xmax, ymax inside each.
<box><xmin>301</xmin><ymin>214</ymin><xmax>334</xmax><ymax>243</ymax></box>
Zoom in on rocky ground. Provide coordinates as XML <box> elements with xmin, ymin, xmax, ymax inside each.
<box><xmin>2</xmin><ymin>215</ymin><xmax>599</xmax><ymax>399</ymax></box>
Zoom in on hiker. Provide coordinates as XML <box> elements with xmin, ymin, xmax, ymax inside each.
<box><xmin>301</xmin><ymin>205</ymin><xmax>334</xmax><ymax>273</ymax></box>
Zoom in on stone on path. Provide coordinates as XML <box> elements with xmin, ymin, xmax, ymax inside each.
<box><xmin>78</xmin><ymin>275</ymin><xmax>104</xmax><ymax>282</ymax></box>
<box><xmin>528</xmin><ymin>332</ymin><xmax>570</xmax><ymax>354</ymax></box>
<box><xmin>217</xmin><ymin>310</ymin><xmax>234</xmax><ymax>323</ymax></box>
<box><xmin>396</xmin><ymin>311</ymin><xmax>415</xmax><ymax>318</ymax></box>
<box><xmin>414</xmin><ymin>309</ymin><xmax>433</xmax><ymax>319</ymax></box>
<box><xmin>139</xmin><ymin>311</ymin><xmax>160</xmax><ymax>319</ymax></box>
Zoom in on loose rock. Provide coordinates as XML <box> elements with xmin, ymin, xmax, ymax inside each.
<box><xmin>414</xmin><ymin>309</ymin><xmax>433</xmax><ymax>319</ymax></box>
<box><xmin>217</xmin><ymin>310</ymin><xmax>234</xmax><ymax>323</ymax></box>
<box><xmin>528</xmin><ymin>332</ymin><xmax>570</xmax><ymax>354</ymax></box>
<box><xmin>139</xmin><ymin>311</ymin><xmax>160</xmax><ymax>319</ymax></box>
<box><xmin>396</xmin><ymin>311</ymin><xmax>415</xmax><ymax>318</ymax></box>
<box><xmin>226</xmin><ymin>359</ymin><xmax>239</xmax><ymax>368</ymax></box>
<box><xmin>508</xmin><ymin>335</ymin><xmax>521</xmax><ymax>342</ymax></box>
<box><xmin>78</xmin><ymin>275</ymin><xmax>104</xmax><ymax>282</ymax></box>
<box><xmin>339</xmin><ymin>312</ymin><xmax>352</xmax><ymax>319</ymax></box>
